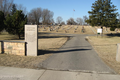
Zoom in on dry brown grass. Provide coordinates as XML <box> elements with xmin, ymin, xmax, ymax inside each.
<box><xmin>38</xmin><ymin>38</ymin><xmax>67</xmax><ymax>51</ymax></box>
<box><xmin>0</xmin><ymin>32</ymin><xmax>68</xmax><ymax>69</ymax></box>
<box><xmin>88</xmin><ymin>36</ymin><xmax>120</xmax><ymax>74</ymax></box>
<box><xmin>0</xmin><ymin>32</ymin><xmax>19</xmax><ymax>40</ymax></box>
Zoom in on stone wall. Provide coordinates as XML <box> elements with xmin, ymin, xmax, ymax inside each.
<box><xmin>0</xmin><ymin>41</ymin><xmax>26</xmax><ymax>56</ymax></box>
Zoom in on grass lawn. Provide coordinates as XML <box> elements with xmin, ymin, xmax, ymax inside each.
<box><xmin>87</xmin><ymin>35</ymin><xmax>120</xmax><ymax>74</ymax></box>
<box><xmin>0</xmin><ymin>32</ymin><xmax>19</xmax><ymax>40</ymax></box>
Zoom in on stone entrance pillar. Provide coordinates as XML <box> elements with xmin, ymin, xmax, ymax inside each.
<box><xmin>116</xmin><ymin>43</ymin><xmax>120</xmax><ymax>62</ymax></box>
<box><xmin>25</xmin><ymin>25</ymin><xmax>38</xmax><ymax>56</ymax></box>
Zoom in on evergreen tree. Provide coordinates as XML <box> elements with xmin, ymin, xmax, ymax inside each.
<box><xmin>86</xmin><ymin>0</ymin><xmax>119</xmax><ymax>31</ymax></box>
<box><xmin>4</xmin><ymin>10</ymin><xmax>27</xmax><ymax>39</ymax></box>
<box><xmin>117</xmin><ymin>14</ymin><xmax>120</xmax><ymax>28</ymax></box>
<box><xmin>0</xmin><ymin>11</ymin><xmax>5</xmax><ymax>32</ymax></box>
<box><xmin>11</xmin><ymin>4</ymin><xmax>17</xmax><ymax>15</ymax></box>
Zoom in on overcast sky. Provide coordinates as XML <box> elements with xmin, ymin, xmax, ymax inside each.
<box><xmin>14</xmin><ymin>0</ymin><xmax>120</xmax><ymax>23</ymax></box>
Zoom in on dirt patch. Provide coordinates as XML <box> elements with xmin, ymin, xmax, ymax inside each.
<box><xmin>87</xmin><ymin>36</ymin><xmax>120</xmax><ymax>74</ymax></box>
<box><xmin>0</xmin><ymin>33</ymin><xmax>69</xmax><ymax>69</ymax></box>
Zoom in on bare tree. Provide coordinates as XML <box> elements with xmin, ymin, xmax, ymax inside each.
<box><xmin>61</xmin><ymin>21</ymin><xmax>65</xmax><ymax>25</ymax></box>
<box><xmin>28</xmin><ymin>8</ymin><xmax>54</xmax><ymax>25</ymax></box>
<box><xmin>0</xmin><ymin>0</ymin><xmax>13</xmax><ymax>16</ymax></box>
<box><xmin>56</xmin><ymin>16</ymin><xmax>63</xmax><ymax>24</ymax></box>
<box><xmin>28</xmin><ymin>8</ymin><xmax>42</xmax><ymax>25</ymax></box>
<box><xmin>42</xmin><ymin>9</ymin><xmax>54</xmax><ymax>25</ymax></box>
<box><xmin>27</xmin><ymin>13</ymin><xmax>35</xmax><ymax>24</ymax></box>
<box><xmin>66</xmin><ymin>18</ymin><xmax>76</xmax><ymax>25</ymax></box>
<box><xmin>16</xmin><ymin>4</ymin><xmax>27</xmax><ymax>15</ymax></box>
<box><xmin>83</xmin><ymin>15</ymin><xmax>88</xmax><ymax>25</ymax></box>
<box><xmin>50</xmin><ymin>19</ymin><xmax>54</xmax><ymax>25</ymax></box>
<box><xmin>76</xmin><ymin>18</ymin><xmax>83</xmax><ymax>25</ymax></box>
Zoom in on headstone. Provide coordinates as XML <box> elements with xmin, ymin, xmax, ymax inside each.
<box><xmin>74</xmin><ymin>30</ymin><xmax>76</xmax><ymax>33</ymax></box>
<box><xmin>48</xmin><ymin>28</ymin><xmax>50</xmax><ymax>31</ymax></box>
<box><xmin>43</xmin><ymin>29</ymin><xmax>46</xmax><ymax>31</ymax></box>
<box><xmin>25</xmin><ymin>25</ymin><xmax>38</xmax><ymax>56</ymax></box>
<box><xmin>39</xmin><ymin>28</ymin><xmax>40</xmax><ymax>31</ymax></box>
<box><xmin>116</xmin><ymin>43</ymin><xmax>120</xmax><ymax>62</ymax></box>
<box><xmin>56</xmin><ymin>29</ymin><xmax>58</xmax><ymax>32</ymax></box>
<box><xmin>65</xmin><ymin>30</ymin><xmax>67</xmax><ymax>33</ymax></box>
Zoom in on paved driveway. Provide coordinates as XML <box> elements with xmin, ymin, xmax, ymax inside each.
<box><xmin>39</xmin><ymin>34</ymin><xmax>115</xmax><ymax>74</ymax></box>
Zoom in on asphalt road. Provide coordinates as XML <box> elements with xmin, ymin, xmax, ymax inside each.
<box><xmin>40</xmin><ymin>34</ymin><xmax>115</xmax><ymax>74</ymax></box>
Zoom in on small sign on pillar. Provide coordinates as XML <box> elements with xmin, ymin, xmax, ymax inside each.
<box><xmin>25</xmin><ymin>25</ymin><xmax>38</xmax><ymax>56</ymax></box>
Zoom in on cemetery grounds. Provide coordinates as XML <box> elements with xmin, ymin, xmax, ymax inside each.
<box><xmin>0</xmin><ymin>25</ymin><xmax>94</xmax><ymax>69</ymax></box>
<box><xmin>0</xmin><ymin>30</ymin><xmax>68</xmax><ymax>69</ymax></box>
<box><xmin>87</xmin><ymin>26</ymin><xmax>120</xmax><ymax>74</ymax></box>
<box><xmin>0</xmin><ymin>25</ymin><xmax>120</xmax><ymax>74</ymax></box>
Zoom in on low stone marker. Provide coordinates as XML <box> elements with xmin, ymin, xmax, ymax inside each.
<box><xmin>25</xmin><ymin>25</ymin><xmax>38</xmax><ymax>56</ymax></box>
<box><xmin>65</xmin><ymin>30</ymin><xmax>67</xmax><ymax>33</ymax></box>
<box><xmin>48</xmin><ymin>28</ymin><xmax>50</xmax><ymax>31</ymax></box>
<box><xmin>74</xmin><ymin>30</ymin><xmax>76</xmax><ymax>33</ymax></box>
<box><xmin>116</xmin><ymin>43</ymin><xmax>120</xmax><ymax>62</ymax></box>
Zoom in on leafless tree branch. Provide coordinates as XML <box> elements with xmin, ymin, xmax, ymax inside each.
<box><xmin>0</xmin><ymin>0</ymin><xmax>13</xmax><ymax>16</ymax></box>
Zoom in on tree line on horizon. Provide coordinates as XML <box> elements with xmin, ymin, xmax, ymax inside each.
<box><xmin>55</xmin><ymin>16</ymin><xmax>89</xmax><ymax>26</ymax></box>
<box><xmin>0</xmin><ymin>0</ymin><xmax>120</xmax><ymax>39</ymax></box>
